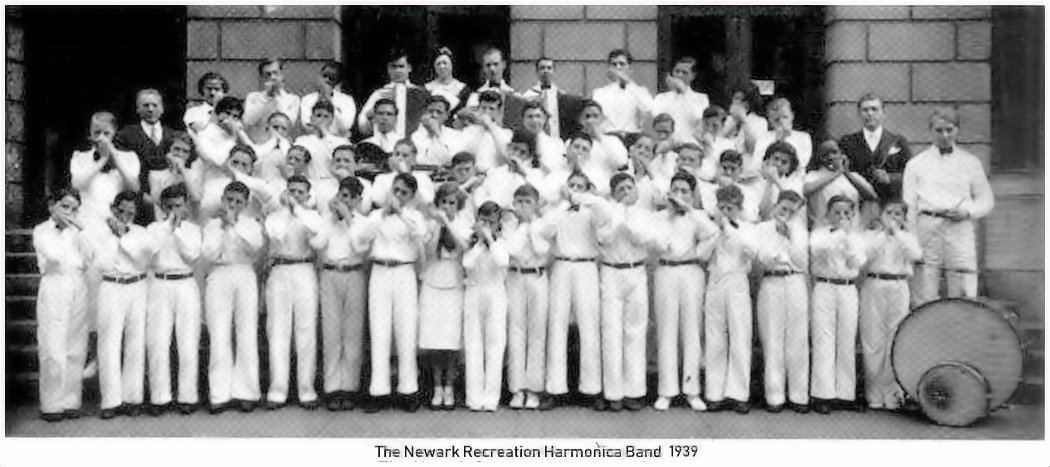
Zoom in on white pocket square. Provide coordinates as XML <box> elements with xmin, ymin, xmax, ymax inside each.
<box><xmin>888</xmin><ymin>146</ymin><xmax>901</xmax><ymax>155</ymax></box>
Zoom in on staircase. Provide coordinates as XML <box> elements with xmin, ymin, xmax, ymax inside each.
<box><xmin>4</xmin><ymin>229</ymin><xmax>1045</xmax><ymax>406</ymax></box>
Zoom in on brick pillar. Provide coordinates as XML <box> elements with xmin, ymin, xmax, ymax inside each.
<box><xmin>823</xmin><ymin>5</ymin><xmax>993</xmax><ymax>168</ymax></box>
<box><xmin>508</xmin><ymin>5</ymin><xmax>658</xmax><ymax>96</ymax></box>
<box><xmin>185</xmin><ymin>5</ymin><xmax>342</xmax><ymax>104</ymax></box>
<box><xmin>6</xmin><ymin>6</ymin><xmax>26</xmax><ymax>229</ymax></box>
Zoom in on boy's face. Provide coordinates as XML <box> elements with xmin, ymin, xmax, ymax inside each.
<box><xmin>168</xmin><ymin>140</ymin><xmax>192</xmax><ymax>163</ymax></box>
<box><xmin>222</xmin><ymin>190</ymin><xmax>248</xmax><ymax>214</ymax></box>
<box><xmin>161</xmin><ymin>195</ymin><xmax>188</xmax><ymax>218</ymax></box>
<box><xmin>512</xmin><ymin>195</ymin><xmax>538</xmax><ymax>219</ymax></box>
<box><xmin>390</xmin><ymin>144</ymin><xmax>416</xmax><ymax>172</ymax></box>
<box><xmin>677</xmin><ymin>148</ymin><xmax>702</xmax><ymax>170</ymax></box>
<box><xmin>52</xmin><ymin>195</ymin><xmax>80</xmax><ymax>219</ymax></box>
<box><xmin>478</xmin><ymin>100</ymin><xmax>501</xmax><ymax>119</ymax></box>
<box><xmin>608</xmin><ymin>54</ymin><xmax>631</xmax><ymax>78</ymax></box>
<box><xmin>828</xmin><ymin>201</ymin><xmax>855</xmax><ymax>226</ymax></box>
<box><xmin>112</xmin><ymin>199</ymin><xmax>137</xmax><ymax>224</ymax></box>
<box><xmin>522</xmin><ymin>108</ymin><xmax>547</xmax><ymax>133</ymax></box>
<box><xmin>931</xmin><ymin>117</ymin><xmax>958</xmax><ymax>149</ymax></box>
<box><xmin>387</xmin><ymin>57</ymin><xmax>411</xmax><ymax>83</ymax></box>
<box><xmin>482</xmin><ymin>51</ymin><xmax>505</xmax><ymax>82</ymax></box>
<box><xmin>717</xmin><ymin>200</ymin><xmax>742</xmax><ymax>221</ymax></box>
<box><xmin>671</xmin><ymin>62</ymin><xmax>695</xmax><ymax>85</ymax></box>
<box><xmin>287</xmin><ymin>181</ymin><xmax>311</xmax><ymax>204</ymax></box>
<box><xmin>228</xmin><ymin>151</ymin><xmax>254</xmax><ymax>175</ymax></box>
<box><xmin>374</xmin><ymin>104</ymin><xmax>397</xmax><ymax>132</ymax></box>
<box><xmin>507</xmin><ymin>142</ymin><xmax>532</xmax><ymax>162</ymax></box>
<box><xmin>451</xmin><ymin>161</ymin><xmax>475</xmax><ymax>183</ymax></box>
<box><xmin>566</xmin><ymin>138</ymin><xmax>592</xmax><ymax>164</ymax></box>
<box><xmin>332</xmin><ymin>149</ymin><xmax>356</xmax><ymax>174</ymax></box>
<box><xmin>567</xmin><ymin>176</ymin><xmax>589</xmax><ymax>193</ymax></box>
<box><xmin>218</xmin><ymin>108</ymin><xmax>244</xmax><ymax>122</ymax></box>
<box><xmin>391</xmin><ymin>179</ymin><xmax>415</xmax><ymax>205</ymax></box>
<box><xmin>286</xmin><ymin>149</ymin><xmax>309</xmax><ymax>174</ymax></box>
<box><xmin>669</xmin><ymin>180</ymin><xmax>693</xmax><ymax>202</ymax></box>
<box><xmin>478</xmin><ymin>212</ymin><xmax>500</xmax><ymax>231</ymax></box>
<box><xmin>653</xmin><ymin>120</ymin><xmax>673</xmax><ymax>141</ymax></box>
<box><xmin>320</xmin><ymin>65</ymin><xmax>340</xmax><ymax>87</ymax></box>
<box><xmin>268</xmin><ymin>115</ymin><xmax>291</xmax><ymax>139</ymax></box>
<box><xmin>261</xmin><ymin>62</ymin><xmax>283</xmax><ymax>86</ymax></box>
<box><xmin>881</xmin><ymin>203</ymin><xmax>906</xmax><ymax>228</ymax></box>
<box><xmin>336</xmin><ymin>187</ymin><xmax>361</xmax><ymax>211</ymax></box>
<box><xmin>768</xmin><ymin>151</ymin><xmax>793</xmax><ymax>176</ymax></box>
<box><xmin>702</xmin><ymin>116</ymin><xmax>723</xmax><ymax>136</ymax></box>
<box><xmin>823</xmin><ymin>150</ymin><xmax>846</xmax><ymax>171</ymax></box>
<box><xmin>90</xmin><ymin>121</ymin><xmax>116</xmax><ymax>141</ymax></box>
<box><xmin>203</xmin><ymin>79</ymin><xmax>225</xmax><ymax>104</ymax></box>
<box><xmin>425</xmin><ymin>102</ymin><xmax>449</xmax><ymax>125</ymax></box>
<box><xmin>579</xmin><ymin>106</ymin><xmax>602</xmax><ymax>128</ymax></box>
<box><xmin>719</xmin><ymin>159</ymin><xmax>741</xmax><ymax>179</ymax></box>
<box><xmin>437</xmin><ymin>193</ymin><xmax>459</xmax><ymax>217</ymax></box>
<box><xmin>311</xmin><ymin>108</ymin><xmax>333</xmax><ymax>129</ymax></box>
<box><xmin>771</xmin><ymin>199</ymin><xmax>800</xmax><ymax>223</ymax></box>
<box><xmin>629</xmin><ymin>136</ymin><xmax>654</xmax><ymax>162</ymax></box>
<box><xmin>136</xmin><ymin>92</ymin><xmax>164</xmax><ymax>123</ymax></box>
<box><xmin>612</xmin><ymin>178</ymin><xmax>638</xmax><ymax>205</ymax></box>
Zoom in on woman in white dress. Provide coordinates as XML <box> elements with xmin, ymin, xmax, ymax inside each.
<box><xmin>425</xmin><ymin>46</ymin><xmax>472</xmax><ymax>119</ymax></box>
<box><xmin>418</xmin><ymin>182</ymin><xmax>473</xmax><ymax>409</ymax></box>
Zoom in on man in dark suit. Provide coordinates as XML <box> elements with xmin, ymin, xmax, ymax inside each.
<box><xmin>518</xmin><ymin>57</ymin><xmax>585</xmax><ymax>140</ymax></box>
<box><xmin>114</xmin><ymin>88</ymin><xmax>176</xmax><ymax>223</ymax></box>
<box><xmin>838</xmin><ymin>92</ymin><xmax>912</xmax><ymax>208</ymax></box>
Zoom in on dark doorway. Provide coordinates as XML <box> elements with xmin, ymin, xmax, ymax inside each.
<box><xmin>341</xmin><ymin>6</ymin><xmax>510</xmax><ymax>107</ymax></box>
<box><xmin>22</xmin><ymin>6</ymin><xmax>187</xmax><ymax>224</ymax></box>
<box><xmin>659</xmin><ymin>6</ymin><xmax>825</xmax><ymax>136</ymax></box>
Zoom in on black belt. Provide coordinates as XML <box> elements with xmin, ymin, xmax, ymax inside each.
<box><xmin>102</xmin><ymin>273</ymin><xmax>147</xmax><ymax>284</ymax></box>
<box><xmin>323</xmin><ymin>263</ymin><xmax>365</xmax><ymax>273</ymax></box>
<box><xmin>867</xmin><ymin>272</ymin><xmax>909</xmax><ymax>281</ymax></box>
<box><xmin>814</xmin><ymin>276</ymin><xmax>857</xmax><ymax>286</ymax></box>
<box><xmin>763</xmin><ymin>270</ymin><xmax>801</xmax><ymax>278</ymax></box>
<box><xmin>919</xmin><ymin>210</ymin><xmax>953</xmax><ymax>219</ymax></box>
<box><xmin>510</xmin><ymin>266</ymin><xmax>546</xmax><ymax>275</ymax></box>
<box><xmin>555</xmin><ymin>256</ymin><xmax>596</xmax><ymax>263</ymax></box>
<box><xmin>373</xmin><ymin>259</ymin><xmax>414</xmax><ymax>268</ymax></box>
<box><xmin>601</xmin><ymin>260</ymin><xmax>646</xmax><ymax>269</ymax></box>
<box><xmin>272</xmin><ymin>257</ymin><xmax>311</xmax><ymax>266</ymax></box>
<box><xmin>658</xmin><ymin>258</ymin><xmax>700</xmax><ymax>267</ymax></box>
<box><xmin>154</xmin><ymin>271</ymin><xmax>194</xmax><ymax>281</ymax></box>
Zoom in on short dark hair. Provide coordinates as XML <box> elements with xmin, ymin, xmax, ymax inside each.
<box><xmin>764</xmin><ymin>141</ymin><xmax>800</xmax><ymax>174</ymax></box>
<box><xmin>478</xmin><ymin>90</ymin><xmax>503</xmax><ymax>107</ymax></box>
<box><xmin>312</xmin><ymin>99</ymin><xmax>335</xmax><ymax>115</ymax></box>
<box><xmin>224</xmin><ymin>181</ymin><xmax>250</xmax><ymax>199</ymax></box>
<box><xmin>451</xmin><ymin>151</ymin><xmax>475</xmax><ymax>166</ymax></box>
<box><xmin>258</xmin><ymin>58</ymin><xmax>283</xmax><ymax>75</ymax></box>
<box><xmin>609</xmin><ymin>172</ymin><xmax>635</xmax><ymax>193</ymax></box>
<box><xmin>581</xmin><ymin>99</ymin><xmax>603</xmax><ymax>115</ymax></box>
<box><xmin>675</xmin><ymin>56</ymin><xmax>697</xmax><ymax>73</ymax></box>
<box><xmin>338</xmin><ymin>176</ymin><xmax>364</xmax><ymax>198</ymax></box>
<box><xmin>511</xmin><ymin>128</ymin><xmax>537</xmax><ymax>156</ymax></box>
<box><xmin>477</xmin><ymin>200</ymin><xmax>502</xmax><ymax>219</ymax></box>
<box><xmin>826</xmin><ymin>194</ymin><xmax>856</xmax><ymax>212</ymax></box>
<box><xmin>197</xmin><ymin>72</ymin><xmax>229</xmax><ymax>95</ymax></box>
<box><xmin>608</xmin><ymin>49</ymin><xmax>632</xmax><ymax>64</ymax></box>
<box><xmin>322</xmin><ymin>60</ymin><xmax>343</xmax><ymax>82</ymax></box>
<box><xmin>287</xmin><ymin>174</ymin><xmax>312</xmax><ymax>191</ymax></box>
<box><xmin>288</xmin><ymin>145</ymin><xmax>313</xmax><ymax>164</ymax></box>
<box><xmin>166</xmin><ymin>131</ymin><xmax>197</xmax><ymax>167</ymax></box>
<box><xmin>567</xmin><ymin>131</ymin><xmax>593</xmax><ymax>146</ymax></box>
<box><xmin>731</xmin><ymin>81</ymin><xmax>763</xmax><ymax>114</ymax></box>
<box><xmin>333</xmin><ymin>144</ymin><xmax>356</xmax><ymax>159</ymax></box>
<box><xmin>521</xmin><ymin>101</ymin><xmax>548</xmax><ymax>118</ymax></box>
<box><xmin>268</xmin><ymin>112</ymin><xmax>291</xmax><ymax>124</ymax></box>
<box><xmin>671</xmin><ymin>170</ymin><xmax>697</xmax><ymax>192</ymax></box>
<box><xmin>386</xmin><ymin>48</ymin><xmax>409</xmax><ymax>65</ymax></box>
<box><xmin>653</xmin><ymin>112</ymin><xmax>675</xmax><ymax>129</ymax></box>
<box><xmin>857</xmin><ymin>92</ymin><xmax>883</xmax><ymax>109</ymax></box>
<box><xmin>48</xmin><ymin>187</ymin><xmax>80</xmax><ymax>205</ymax></box>
<box><xmin>113</xmin><ymin>190</ymin><xmax>139</xmax><ymax>207</ymax></box>
<box><xmin>426</xmin><ymin>95</ymin><xmax>451</xmax><ymax>112</ymax></box>
<box><xmin>435</xmin><ymin>182</ymin><xmax>466</xmax><ymax>211</ymax></box>
<box><xmin>719</xmin><ymin>149</ymin><xmax>743</xmax><ymax>165</ymax></box>
<box><xmin>703</xmin><ymin>105</ymin><xmax>727</xmax><ymax>122</ymax></box>
<box><xmin>535</xmin><ymin>57</ymin><xmax>554</xmax><ymax>69</ymax></box>
<box><xmin>230</xmin><ymin>143</ymin><xmax>258</xmax><ymax>164</ymax></box>
<box><xmin>374</xmin><ymin>98</ymin><xmax>398</xmax><ymax>114</ymax></box>
<box><xmin>776</xmin><ymin>189</ymin><xmax>804</xmax><ymax>206</ymax></box>
<box><xmin>215</xmin><ymin>96</ymin><xmax>244</xmax><ymax>116</ymax></box>
<box><xmin>567</xmin><ymin>170</ymin><xmax>592</xmax><ymax>190</ymax></box>
<box><xmin>160</xmin><ymin>183</ymin><xmax>189</xmax><ymax>202</ymax></box>
<box><xmin>393</xmin><ymin>172</ymin><xmax>418</xmax><ymax>194</ymax></box>
<box><xmin>716</xmin><ymin>184</ymin><xmax>744</xmax><ymax>207</ymax></box>
<box><xmin>513</xmin><ymin>183</ymin><xmax>540</xmax><ymax>200</ymax></box>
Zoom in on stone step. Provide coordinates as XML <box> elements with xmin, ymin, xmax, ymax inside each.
<box><xmin>6</xmin><ymin>273</ymin><xmax>40</xmax><ymax>297</ymax></box>
<box><xmin>6</xmin><ymin>251</ymin><xmax>37</xmax><ymax>274</ymax></box>
<box><xmin>6</xmin><ymin>229</ymin><xmax>33</xmax><ymax>253</ymax></box>
<box><xmin>6</xmin><ymin>296</ymin><xmax>36</xmax><ymax>320</ymax></box>
<box><xmin>5</xmin><ymin>318</ymin><xmax>36</xmax><ymax>347</ymax></box>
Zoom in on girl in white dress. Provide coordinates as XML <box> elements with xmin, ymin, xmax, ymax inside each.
<box><xmin>418</xmin><ymin>182</ymin><xmax>472</xmax><ymax>409</ymax></box>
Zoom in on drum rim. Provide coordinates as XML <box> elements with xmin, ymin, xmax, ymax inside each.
<box><xmin>891</xmin><ymin>297</ymin><xmax>1026</xmax><ymax>406</ymax></box>
<box><xmin>917</xmin><ymin>361</ymin><xmax>991</xmax><ymax>427</ymax></box>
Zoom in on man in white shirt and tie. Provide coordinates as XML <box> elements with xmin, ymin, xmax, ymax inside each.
<box><xmin>467</xmin><ymin>47</ymin><xmax>517</xmax><ymax>108</ymax></box>
<box><xmin>592</xmin><ymin>49</ymin><xmax>653</xmax><ymax>140</ymax></box>
<box><xmin>244</xmin><ymin>58</ymin><xmax>301</xmax><ymax>144</ymax></box>
<box><xmin>299</xmin><ymin>61</ymin><xmax>357</xmax><ymax>138</ymax></box>
<box><xmin>652</xmin><ymin>57</ymin><xmax>709</xmax><ymax>144</ymax></box>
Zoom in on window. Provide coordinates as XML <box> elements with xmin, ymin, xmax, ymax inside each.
<box><xmin>992</xmin><ymin>6</ymin><xmax>1044</xmax><ymax>170</ymax></box>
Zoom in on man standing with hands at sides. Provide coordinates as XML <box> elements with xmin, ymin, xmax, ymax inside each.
<box><xmin>201</xmin><ymin>181</ymin><xmax>265</xmax><ymax>414</ymax></box>
<box><xmin>145</xmin><ymin>184</ymin><xmax>202</xmax><ymax>416</ymax></box>
<box><xmin>358</xmin><ymin>50</ymin><xmax>425</xmax><ymax>140</ymax></box>
<box><xmin>184</xmin><ymin>72</ymin><xmax>229</xmax><ymax>133</ymax></box>
<box><xmin>458</xmin><ymin>90</ymin><xmax>513</xmax><ymax>172</ymax></box>
<box><xmin>244</xmin><ymin>58</ymin><xmax>301</xmax><ymax>142</ymax></box>
<box><xmin>300</xmin><ymin>61</ymin><xmax>357</xmax><ymax>138</ymax></box>
<box><xmin>361</xmin><ymin>173</ymin><xmax>430</xmax><ymax>413</ymax></box>
<box><xmin>115</xmin><ymin>89</ymin><xmax>174</xmax><ymax>223</ymax></box>
<box><xmin>84</xmin><ymin>192</ymin><xmax>153</xmax><ymax>419</ymax></box>
<box><xmin>467</xmin><ymin>48</ymin><xmax>516</xmax><ymax>108</ymax></box>
<box><xmin>263</xmin><ymin>175</ymin><xmax>325</xmax><ymax>411</ymax></box>
<box><xmin>592</xmin><ymin>49</ymin><xmax>653</xmax><ymax>141</ymax></box>
<box><xmin>652</xmin><ymin>57</ymin><xmax>709</xmax><ymax>144</ymax></box>
<box><xmin>839</xmin><ymin>93</ymin><xmax>912</xmax><ymax>221</ymax></box>
<box><xmin>902</xmin><ymin>107</ymin><xmax>994</xmax><ymax>307</ymax></box>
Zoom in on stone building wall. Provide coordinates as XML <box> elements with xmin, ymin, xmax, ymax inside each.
<box><xmin>6</xmin><ymin>7</ymin><xmax>25</xmax><ymax>229</ymax></box>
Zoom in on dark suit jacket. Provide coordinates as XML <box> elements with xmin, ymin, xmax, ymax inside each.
<box><xmin>839</xmin><ymin>129</ymin><xmax>912</xmax><ymax>200</ymax></box>
<box><xmin>114</xmin><ymin>122</ymin><xmax>176</xmax><ymax>223</ymax></box>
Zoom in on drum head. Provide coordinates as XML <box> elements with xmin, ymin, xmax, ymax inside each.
<box><xmin>918</xmin><ymin>362</ymin><xmax>990</xmax><ymax>427</ymax></box>
<box><xmin>892</xmin><ymin>298</ymin><xmax>1024</xmax><ymax>408</ymax></box>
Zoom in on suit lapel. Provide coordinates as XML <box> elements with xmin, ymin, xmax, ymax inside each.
<box><xmin>872</xmin><ymin>131</ymin><xmax>895</xmax><ymax>168</ymax></box>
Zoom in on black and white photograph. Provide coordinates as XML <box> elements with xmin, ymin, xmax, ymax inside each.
<box><xmin>2</xmin><ymin>3</ymin><xmax>1046</xmax><ymax>464</ymax></box>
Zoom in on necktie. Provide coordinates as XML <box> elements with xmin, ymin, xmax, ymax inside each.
<box><xmin>938</xmin><ymin>146</ymin><xmax>953</xmax><ymax>155</ymax></box>
<box><xmin>150</xmin><ymin>125</ymin><xmax>160</xmax><ymax>145</ymax></box>
<box><xmin>489</xmin><ymin>81</ymin><xmax>500</xmax><ymax>89</ymax></box>
<box><xmin>540</xmin><ymin>83</ymin><xmax>551</xmax><ymax>90</ymax></box>
<box><xmin>394</xmin><ymin>83</ymin><xmax>407</xmax><ymax>137</ymax></box>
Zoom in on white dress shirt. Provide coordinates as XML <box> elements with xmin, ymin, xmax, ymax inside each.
<box><xmin>901</xmin><ymin>145</ymin><xmax>995</xmax><ymax>225</ymax></box>
<box><xmin>244</xmin><ymin>89</ymin><xmax>301</xmax><ymax>133</ymax></box>
<box><xmin>805</xmin><ymin>169</ymin><xmax>862</xmax><ymax>228</ymax></box>
<box><xmin>592</xmin><ymin>81</ymin><xmax>653</xmax><ymax>134</ymax></box>
<box><xmin>537</xmin><ymin>132</ymin><xmax>568</xmax><ymax>173</ymax></box>
<box><xmin>70</xmin><ymin>148</ymin><xmax>141</xmax><ymax>223</ymax></box>
<box><xmin>264</xmin><ymin>206</ymin><xmax>324</xmax><ymax>259</ymax></box>
<box><xmin>252</xmin><ymin>135</ymin><xmax>292</xmax><ymax>183</ymax></box>
<box><xmin>652</xmin><ymin>89</ymin><xmax>710</xmax><ymax>143</ymax></box>
<box><xmin>141</xmin><ymin>120</ymin><xmax>163</xmax><ymax>145</ymax></box>
<box><xmin>460</xmin><ymin>124</ymin><xmax>512</xmax><ymax>172</ymax></box>
<box><xmin>300</xmin><ymin>90</ymin><xmax>357</xmax><ymax>137</ymax></box>
<box><xmin>371</xmin><ymin>171</ymin><xmax>436</xmax><ymax>210</ymax></box>
<box><xmin>521</xmin><ymin>83</ymin><xmax>563</xmax><ymax>140</ymax></box>
<box><xmin>33</xmin><ymin>220</ymin><xmax>88</xmax><ymax>275</ymax></box>
<box><xmin>809</xmin><ymin>226</ymin><xmax>867</xmax><ymax>279</ymax></box>
<box><xmin>312</xmin><ymin>177</ymin><xmax>374</xmax><ymax>218</ymax></box>
<box><xmin>183</xmin><ymin>102</ymin><xmax>213</xmax><ymax>132</ymax></box>
<box><xmin>190</xmin><ymin>123</ymin><xmax>238</xmax><ymax>184</ymax></box>
<box><xmin>536</xmin><ymin>198</ymin><xmax>603</xmax><ymax>259</ymax></box>
<box><xmin>362</xmin><ymin>130</ymin><xmax>399</xmax><ymax>154</ymax></box>
<box><xmin>362</xmin><ymin>207</ymin><xmax>429</xmax><ymax>262</ymax></box>
<box><xmin>595</xmin><ymin>202</ymin><xmax>664</xmax><ymax>264</ymax></box>
<box><xmin>863</xmin><ymin>126</ymin><xmax>884</xmax><ymax>153</ymax></box>
<box><xmin>147</xmin><ymin>220</ymin><xmax>202</xmax><ymax>274</ymax></box>
<box><xmin>293</xmin><ymin>133</ymin><xmax>352</xmax><ymax>181</ymax></box>
<box><xmin>474</xmin><ymin>162</ymin><xmax>548</xmax><ymax>210</ymax></box>
<box><xmin>310</xmin><ymin>212</ymin><xmax>374</xmax><ymax>266</ymax></box>
<box><xmin>201</xmin><ymin>216</ymin><xmax>265</xmax><ymax>265</ymax></box>
<box><xmin>411</xmin><ymin>125</ymin><xmax>464</xmax><ymax>167</ymax></box>
<box><xmin>655</xmin><ymin>208</ymin><xmax>719</xmax><ymax>261</ymax></box>
<box><xmin>463</xmin><ymin>238</ymin><xmax>510</xmax><ymax>286</ymax></box>
<box><xmin>503</xmin><ymin>218</ymin><xmax>551</xmax><ymax>268</ymax></box>
<box><xmin>755</xmin><ymin>220</ymin><xmax>809</xmax><ymax>273</ymax></box>
<box><xmin>707</xmin><ymin>222</ymin><xmax>759</xmax><ymax>277</ymax></box>
<box><xmin>426</xmin><ymin>79</ymin><xmax>468</xmax><ymax>111</ymax></box>
<box><xmin>862</xmin><ymin>228</ymin><xmax>922</xmax><ymax>276</ymax></box>
<box><xmin>85</xmin><ymin>223</ymin><xmax>152</xmax><ymax>276</ymax></box>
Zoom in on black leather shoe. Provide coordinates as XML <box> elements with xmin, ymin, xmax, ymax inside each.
<box><xmin>63</xmin><ymin>409</ymin><xmax>82</xmax><ymax>420</ymax></box>
<box><xmin>624</xmin><ymin>397</ymin><xmax>646</xmax><ymax>411</ymax></box>
<box><xmin>813</xmin><ymin>399</ymin><xmax>832</xmax><ymax>415</ymax></box>
<box><xmin>300</xmin><ymin>400</ymin><xmax>319</xmax><ymax>411</ymax></box>
<box><xmin>341</xmin><ymin>397</ymin><xmax>355</xmax><ymax>411</ymax></box>
<box><xmin>789</xmin><ymin>402</ymin><xmax>810</xmax><ymax>414</ymax></box>
<box><xmin>364</xmin><ymin>396</ymin><xmax>389</xmax><ymax>414</ymax></box>
<box><xmin>327</xmin><ymin>399</ymin><xmax>343</xmax><ymax>411</ymax></box>
<box><xmin>41</xmin><ymin>412</ymin><xmax>64</xmax><ymax>422</ymax></box>
<box><xmin>238</xmin><ymin>400</ymin><xmax>256</xmax><ymax>413</ymax></box>
<box><xmin>147</xmin><ymin>404</ymin><xmax>168</xmax><ymax>417</ymax></box>
<box><xmin>765</xmin><ymin>404</ymin><xmax>784</xmax><ymax>413</ymax></box>
<box><xmin>262</xmin><ymin>400</ymin><xmax>284</xmax><ymax>411</ymax></box>
<box><xmin>706</xmin><ymin>400</ymin><xmax>729</xmax><ymax>412</ymax></box>
<box><xmin>592</xmin><ymin>396</ymin><xmax>609</xmax><ymax>411</ymax></box>
<box><xmin>100</xmin><ymin>408</ymin><xmax>118</xmax><ymax>420</ymax></box>
<box><xmin>608</xmin><ymin>400</ymin><xmax>624</xmax><ymax>412</ymax></box>
<box><xmin>732</xmin><ymin>400</ymin><xmax>750</xmax><ymax>414</ymax></box>
<box><xmin>177</xmin><ymin>403</ymin><xmax>198</xmax><ymax>415</ymax></box>
<box><xmin>123</xmin><ymin>404</ymin><xmax>143</xmax><ymax>417</ymax></box>
<box><xmin>208</xmin><ymin>402</ymin><xmax>230</xmax><ymax>415</ymax></box>
<box><xmin>537</xmin><ymin>394</ymin><xmax>560</xmax><ymax>411</ymax></box>
<box><xmin>399</xmin><ymin>393</ymin><xmax>420</xmax><ymax>413</ymax></box>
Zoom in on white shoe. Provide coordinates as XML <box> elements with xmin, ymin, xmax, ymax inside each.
<box><xmin>525</xmin><ymin>393</ymin><xmax>540</xmax><ymax>409</ymax></box>
<box><xmin>431</xmin><ymin>389</ymin><xmax>443</xmax><ymax>407</ymax></box>
<box><xmin>654</xmin><ymin>396</ymin><xmax>672</xmax><ymax>411</ymax></box>
<box><xmin>442</xmin><ymin>386</ymin><xmax>455</xmax><ymax>408</ymax></box>
<box><xmin>687</xmin><ymin>395</ymin><xmax>707</xmax><ymax>412</ymax></box>
<box><xmin>509</xmin><ymin>392</ymin><xmax>525</xmax><ymax>409</ymax></box>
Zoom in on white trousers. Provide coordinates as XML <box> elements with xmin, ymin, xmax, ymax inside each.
<box><xmin>368</xmin><ymin>264</ymin><xmax>419</xmax><ymax>396</ymax></box>
<box><xmin>205</xmin><ymin>264</ymin><xmax>261</xmax><ymax>405</ymax></box>
<box><xmin>320</xmin><ymin>269</ymin><xmax>367</xmax><ymax>394</ymax></box>
<box><xmin>97</xmin><ymin>279</ymin><xmax>148</xmax><ymax>410</ymax></box>
<box><xmin>757</xmin><ymin>274</ymin><xmax>809</xmax><ymax>406</ymax></box>
<box><xmin>506</xmin><ymin>271</ymin><xmax>548</xmax><ymax>393</ymax></box>
<box><xmin>704</xmin><ymin>273</ymin><xmax>752</xmax><ymax>403</ymax></box>
<box><xmin>860</xmin><ymin>277</ymin><xmax>910</xmax><ymax>408</ymax></box>
<box><xmin>601</xmin><ymin>266</ymin><xmax>648</xmax><ymax>400</ymax></box>
<box><xmin>653</xmin><ymin>264</ymin><xmax>705</xmax><ymax>398</ymax></box>
<box><xmin>546</xmin><ymin>260</ymin><xmax>601</xmax><ymax>395</ymax></box>
<box><xmin>912</xmin><ymin>216</ymin><xmax>978</xmax><ymax>307</ymax></box>
<box><xmin>266</xmin><ymin>264</ymin><xmax>319</xmax><ymax>403</ymax></box>
<box><xmin>463</xmin><ymin>282</ymin><xmax>508</xmax><ymax>409</ymax></box>
<box><xmin>810</xmin><ymin>281</ymin><xmax>858</xmax><ymax>400</ymax></box>
<box><xmin>147</xmin><ymin>276</ymin><xmax>201</xmax><ymax>405</ymax></box>
<box><xmin>36</xmin><ymin>273</ymin><xmax>89</xmax><ymax>414</ymax></box>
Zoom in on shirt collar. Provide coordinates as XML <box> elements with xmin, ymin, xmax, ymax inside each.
<box><xmin>863</xmin><ymin>126</ymin><xmax>883</xmax><ymax>140</ymax></box>
<box><xmin>532</xmin><ymin>82</ymin><xmax>558</xmax><ymax>93</ymax></box>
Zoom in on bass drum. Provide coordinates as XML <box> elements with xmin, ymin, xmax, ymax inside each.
<box><xmin>892</xmin><ymin>298</ymin><xmax>1024</xmax><ymax>409</ymax></box>
<box><xmin>918</xmin><ymin>362</ymin><xmax>991</xmax><ymax>427</ymax></box>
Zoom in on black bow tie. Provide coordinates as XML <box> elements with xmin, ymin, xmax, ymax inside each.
<box><xmin>568</xmin><ymin>205</ymin><xmax>581</xmax><ymax>212</ymax></box>
<box><xmin>938</xmin><ymin>146</ymin><xmax>953</xmax><ymax>155</ymax></box>
<box><xmin>488</xmin><ymin>81</ymin><xmax>500</xmax><ymax>89</ymax></box>
<box><xmin>540</xmin><ymin>83</ymin><xmax>551</xmax><ymax>90</ymax></box>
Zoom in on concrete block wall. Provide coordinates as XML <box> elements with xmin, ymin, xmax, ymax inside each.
<box><xmin>185</xmin><ymin>5</ymin><xmax>342</xmax><ymax>104</ymax></box>
<box><xmin>6</xmin><ymin>7</ymin><xmax>25</xmax><ymax>229</ymax></box>
<box><xmin>508</xmin><ymin>5</ymin><xmax>658</xmax><ymax>98</ymax></box>
<box><xmin>823</xmin><ymin>5</ymin><xmax>994</xmax><ymax>169</ymax></box>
